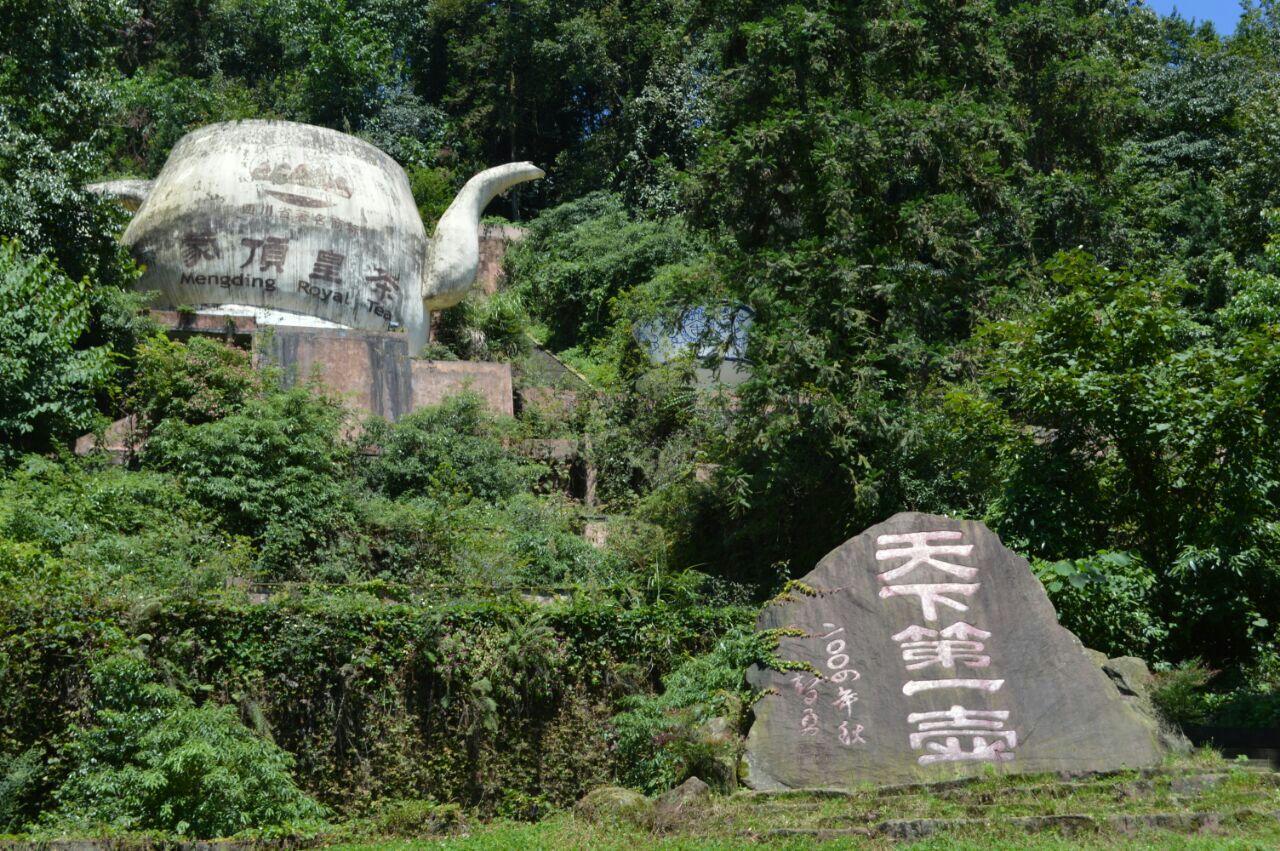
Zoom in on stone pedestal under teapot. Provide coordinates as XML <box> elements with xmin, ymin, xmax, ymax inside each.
<box><xmin>90</xmin><ymin>120</ymin><xmax>543</xmax><ymax>355</ymax></box>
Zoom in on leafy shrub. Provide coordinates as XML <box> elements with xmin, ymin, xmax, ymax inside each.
<box><xmin>407</xmin><ymin>164</ymin><xmax>462</xmax><ymax>229</ymax></box>
<box><xmin>612</xmin><ymin>627</ymin><xmax>771</xmax><ymax>793</ymax></box>
<box><xmin>978</xmin><ymin>251</ymin><xmax>1280</xmax><ymax>669</ymax></box>
<box><xmin>0</xmin><ymin>122</ymin><xmax>137</xmax><ymax>290</ymax></box>
<box><xmin>130</xmin><ymin>334</ymin><xmax>264</xmax><ymax>427</ymax></box>
<box><xmin>0</xmin><ymin>457</ymin><xmax>246</xmax><ymax>597</ymax></box>
<box><xmin>1033</xmin><ymin>551</ymin><xmax>1169</xmax><ymax>660</ymax></box>
<box><xmin>435</xmin><ymin>289</ymin><xmax>531</xmax><ymax>362</ymax></box>
<box><xmin>365</xmin><ymin>798</ymin><xmax>463</xmax><ymax>837</ymax></box>
<box><xmin>361</xmin><ymin>90</ymin><xmax>449</xmax><ymax>169</ymax></box>
<box><xmin>1204</xmin><ymin>687</ymin><xmax>1280</xmax><ymax>728</ymax></box>
<box><xmin>143</xmin><ymin>386</ymin><xmax>350</xmax><ymax>536</ymax></box>
<box><xmin>507</xmin><ymin>192</ymin><xmax>697</xmax><ymax>353</ymax></box>
<box><xmin>109</xmin><ymin>70</ymin><xmax>260</xmax><ymax>176</ymax></box>
<box><xmin>587</xmin><ymin>364</ymin><xmax>717</xmax><ymax>510</ymax></box>
<box><xmin>1150</xmin><ymin>659</ymin><xmax>1216</xmax><ymax>727</ymax></box>
<box><xmin>0</xmin><ymin>747</ymin><xmax>42</xmax><ymax>833</ymax></box>
<box><xmin>1190</xmin><ymin>646</ymin><xmax>1280</xmax><ymax>728</ymax></box>
<box><xmin>416</xmin><ymin>341</ymin><xmax>459</xmax><ymax>361</ymax></box>
<box><xmin>435</xmin><ymin>494</ymin><xmax>665</xmax><ymax>592</ymax></box>
<box><xmin>142</xmin><ymin>387</ymin><xmax>355</xmax><ymax>578</ymax></box>
<box><xmin>489</xmin><ymin>495</ymin><xmax>604</xmax><ymax>587</ymax></box>
<box><xmin>355</xmin><ymin>496</ymin><xmax>462</xmax><ymax>585</ymax></box>
<box><xmin>0</xmin><ymin>122</ymin><xmax>152</xmax><ymax>398</ymax></box>
<box><xmin>0</xmin><ymin>240</ymin><xmax>114</xmax><ymax>463</ymax></box>
<box><xmin>47</xmin><ymin>652</ymin><xmax>326</xmax><ymax>838</ymax></box>
<box><xmin>363</xmin><ymin>393</ymin><xmax>534</xmax><ymax>502</ymax></box>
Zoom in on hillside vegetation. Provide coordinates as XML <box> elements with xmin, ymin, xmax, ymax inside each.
<box><xmin>3</xmin><ymin>0</ymin><xmax>1280</xmax><ymax>841</ymax></box>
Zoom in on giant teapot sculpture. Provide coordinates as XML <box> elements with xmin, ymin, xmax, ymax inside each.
<box><xmin>90</xmin><ymin>120</ymin><xmax>543</xmax><ymax>354</ymax></box>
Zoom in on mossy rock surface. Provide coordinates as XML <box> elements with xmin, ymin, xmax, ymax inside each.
<box><xmin>573</xmin><ymin>786</ymin><xmax>653</xmax><ymax>827</ymax></box>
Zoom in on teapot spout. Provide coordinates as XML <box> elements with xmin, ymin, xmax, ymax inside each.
<box><xmin>422</xmin><ymin>162</ymin><xmax>544</xmax><ymax>313</ymax></box>
<box><xmin>85</xmin><ymin>179</ymin><xmax>155</xmax><ymax>212</ymax></box>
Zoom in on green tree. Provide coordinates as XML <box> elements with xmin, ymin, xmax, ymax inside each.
<box><xmin>141</xmin><ymin>387</ymin><xmax>355</xmax><ymax>577</ymax></box>
<box><xmin>130</xmin><ymin>334</ymin><xmax>264</xmax><ymax>427</ymax></box>
<box><xmin>612</xmin><ymin>626</ymin><xmax>770</xmax><ymax>793</ymax></box>
<box><xmin>973</xmin><ymin>251</ymin><xmax>1280</xmax><ymax>668</ymax></box>
<box><xmin>508</xmin><ymin>192</ymin><xmax>696</xmax><ymax>352</ymax></box>
<box><xmin>643</xmin><ymin>0</ymin><xmax>1178</xmax><ymax>585</ymax></box>
<box><xmin>0</xmin><ymin>0</ymin><xmax>131</xmax><ymax>145</ymax></box>
<box><xmin>363</xmin><ymin>392</ymin><xmax>534</xmax><ymax>502</ymax></box>
<box><xmin>0</xmin><ymin>125</ymin><xmax>138</xmax><ymax>290</ymax></box>
<box><xmin>0</xmin><ymin>241</ymin><xmax>115</xmax><ymax>462</ymax></box>
<box><xmin>0</xmin><ymin>457</ymin><xmax>247</xmax><ymax>598</ymax></box>
<box><xmin>108</xmin><ymin>69</ymin><xmax>262</xmax><ymax>176</ymax></box>
<box><xmin>419</xmin><ymin>0</ymin><xmax>684</xmax><ymax>211</ymax></box>
<box><xmin>280</xmin><ymin>0</ymin><xmax>402</xmax><ymax>129</ymax></box>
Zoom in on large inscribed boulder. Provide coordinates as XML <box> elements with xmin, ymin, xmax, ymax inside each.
<box><xmin>743</xmin><ymin>513</ymin><xmax>1165</xmax><ymax>789</ymax></box>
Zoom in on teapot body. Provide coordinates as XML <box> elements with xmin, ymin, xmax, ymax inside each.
<box><xmin>123</xmin><ymin>120</ymin><xmax>427</xmax><ymax>346</ymax></box>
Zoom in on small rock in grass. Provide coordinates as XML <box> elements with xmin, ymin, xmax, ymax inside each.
<box><xmin>653</xmin><ymin>776</ymin><xmax>713</xmax><ymax>831</ymax></box>
<box><xmin>656</xmin><ymin>776</ymin><xmax>711</xmax><ymax>813</ymax></box>
<box><xmin>574</xmin><ymin>786</ymin><xmax>653</xmax><ymax>827</ymax></box>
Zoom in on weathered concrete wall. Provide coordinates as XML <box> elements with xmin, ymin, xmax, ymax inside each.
<box><xmin>411</xmin><ymin>360</ymin><xmax>514</xmax><ymax>418</ymax></box>
<box><xmin>260</xmin><ymin>326</ymin><xmax>513</xmax><ymax>420</ymax></box>
<box><xmin>515</xmin><ymin>386</ymin><xmax>581</xmax><ymax>421</ymax></box>
<box><xmin>475</xmin><ymin>223</ymin><xmax>527</xmax><ymax>295</ymax></box>
<box><xmin>74</xmin><ymin>324</ymin><xmax>515</xmax><ymax>455</ymax></box>
<box><xmin>262</xmin><ymin>327</ymin><xmax>416</xmax><ymax>421</ymax></box>
<box><xmin>123</xmin><ymin>121</ymin><xmax>429</xmax><ymax>346</ymax></box>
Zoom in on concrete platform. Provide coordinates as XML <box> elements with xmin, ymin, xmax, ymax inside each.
<box><xmin>262</xmin><ymin>326</ymin><xmax>513</xmax><ymax>420</ymax></box>
<box><xmin>146</xmin><ymin>312</ymin><xmax>515</xmax><ymax>421</ymax></box>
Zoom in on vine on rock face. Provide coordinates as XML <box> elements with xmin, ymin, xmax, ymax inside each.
<box><xmin>0</xmin><ymin>590</ymin><xmax>750</xmax><ymax>823</ymax></box>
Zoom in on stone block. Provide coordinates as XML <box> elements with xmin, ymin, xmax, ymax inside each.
<box><xmin>653</xmin><ymin>776</ymin><xmax>712</xmax><ymax>829</ymax></box>
<box><xmin>1102</xmin><ymin>655</ymin><xmax>1193</xmax><ymax>753</ymax></box>
<box><xmin>516</xmin><ymin>385</ymin><xmax>580</xmax><ymax>422</ymax></box>
<box><xmin>411</xmin><ymin>359</ymin><xmax>514</xmax><ymax>418</ymax></box>
<box><xmin>263</xmin><ymin>326</ymin><xmax>415</xmax><ymax>421</ymax></box>
<box><xmin>510</xmin><ymin>438</ymin><xmax>579</xmax><ymax>462</ymax></box>
<box><xmin>475</xmin><ymin>223</ymin><xmax>527</xmax><ymax>295</ymax></box>
<box><xmin>583</xmin><ymin>520</ymin><xmax>609</xmax><ymax>548</ymax></box>
<box><xmin>150</xmin><ymin>309</ymin><xmax>257</xmax><ymax>342</ymax></box>
<box><xmin>73</xmin><ymin>415</ymin><xmax>144</xmax><ymax>463</ymax></box>
<box><xmin>743</xmin><ymin>512</ymin><xmax>1165</xmax><ymax>790</ymax></box>
<box><xmin>262</xmin><ymin>326</ymin><xmax>513</xmax><ymax>420</ymax></box>
<box><xmin>573</xmin><ymin>786</ymin><xmax>652</xmax><ymax>826</ymax></box>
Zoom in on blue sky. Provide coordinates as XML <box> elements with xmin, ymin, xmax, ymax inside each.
<box><xmin>1147</xmin><ymin>0</ymin><xmax>1245</xmax><ymax>34</ymax></box>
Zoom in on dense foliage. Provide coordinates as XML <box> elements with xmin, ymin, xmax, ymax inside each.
<box><xmin>47</xmin><ymin>651</ymin><xmax>326</xmax><ymax>837</ymax></box>
<box><xmin>0</xmin><ymin>241</ymin><xmax>114</xmax><ymax>461</ymax></box>
<box><xmin>3</xmin><ymin>0</ymin><xmax>1280</xmax><ymax>838</ymax></box>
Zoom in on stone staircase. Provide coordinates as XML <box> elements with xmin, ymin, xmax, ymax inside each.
<box><xmin>678</xmin><ymin>760</ymin><xmax>1280</xmax><ymax>844</ymax></box>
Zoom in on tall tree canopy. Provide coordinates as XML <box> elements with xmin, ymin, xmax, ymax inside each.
<box><xmin>3</xmin><ymin>0</ymin><xmax>1280</xmax><ymax>679</ymax></box>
